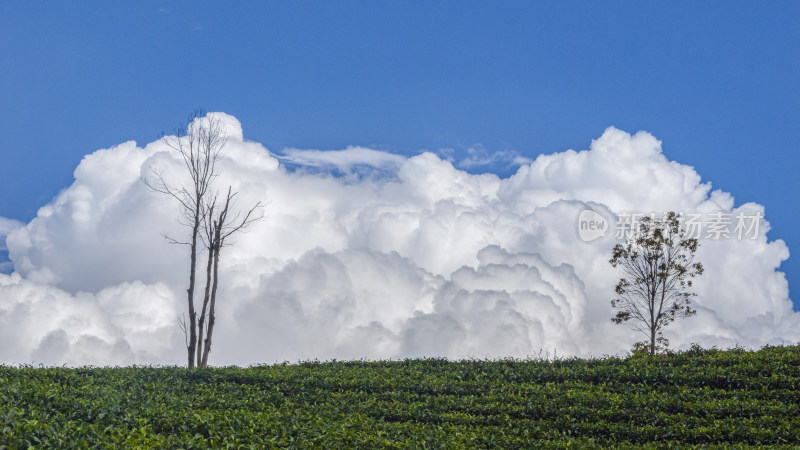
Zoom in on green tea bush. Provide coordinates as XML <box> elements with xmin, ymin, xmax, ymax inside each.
<box><xmin>1</xmin><ymin>345</ymin><xmax>799</xmax><ymax>448</ymax></box>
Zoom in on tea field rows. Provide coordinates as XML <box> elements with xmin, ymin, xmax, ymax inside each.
<box><xmin>2</xmin><ymin>345</ymin><xmax>799</xmax><ymax>447</ymax></box>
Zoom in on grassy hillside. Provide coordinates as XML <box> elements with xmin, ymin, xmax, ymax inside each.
<box><xmin>1</xmin><ymin>345</ymin><xmax>799</xmax><ymax>448</ymax></box>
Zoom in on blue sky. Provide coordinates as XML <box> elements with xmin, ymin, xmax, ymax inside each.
<box><xmin>1</xmin><ymin>2</ymin><xmax>798</xmax><ymax>306</ymax></box>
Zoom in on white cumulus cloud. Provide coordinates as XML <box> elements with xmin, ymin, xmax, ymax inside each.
<box><xmin>0</xmin><ymin>113</ymin><xmax>794</xmax><ymax>365</ymax></box>
<box><xmin>280</xmin><ymin>146</ymin><xmax>406</xmax><ymax>173</ymax></box>
<box><xmin>0</xmin><ymin>217</ymin><xmax>23</xmax><ymax>274</ymax></box>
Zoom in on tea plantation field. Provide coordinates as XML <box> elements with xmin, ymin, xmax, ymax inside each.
<box><xmin>2</xmin><ymin>345</ymin><xmax>799</xmax><ymax>448</ymax></box>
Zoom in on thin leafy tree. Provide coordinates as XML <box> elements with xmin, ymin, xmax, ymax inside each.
<box><xmin>610</xmin><ymin>212</ymin><xmax>704</xmax><ymax>355</ymax></box>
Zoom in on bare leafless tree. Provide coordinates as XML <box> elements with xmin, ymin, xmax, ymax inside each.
<box><xmin>610</xmin><ymin>212</ymin><xmax>704</xmax><ymax>356</ymax></box>
<box><xmin>196</xmin><ymin>187</ymin><xmax>262</xmax><ymax>367</ymax></box>
<box><xmin>143</xmin><ymin>110</ymin><xmax>229</xmax><ymax>367</ymax></box>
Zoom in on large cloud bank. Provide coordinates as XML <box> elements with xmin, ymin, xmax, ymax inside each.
<box><xmin>1</xmin><ymin>113</ymin><xmax>795</xmax><ymax>365</ymax></box>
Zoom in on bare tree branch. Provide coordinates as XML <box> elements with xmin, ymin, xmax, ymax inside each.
<box><xmin>199</xmin><ymin>185</ymin><xmax>263</xmax><ymax>367</ymax></box>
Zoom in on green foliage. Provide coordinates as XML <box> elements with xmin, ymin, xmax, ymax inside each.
<box><xmin>2</xmin><ymin>346</ymin><xmax>800</xmax><ymax>447</ymax></box>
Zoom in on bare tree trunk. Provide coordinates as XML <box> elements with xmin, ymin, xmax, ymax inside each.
<box><xmin>649</xmin><ymin>297</ymin><xmax>656</xmax><ymax>356</ymax></box>
<box><xmin>201</xmin><ymin>237</ymin><xmax>221</xmax><ymax>367</ymax></box>
<box><xmin>186</xmin><ymin>217</ymin><xmax>200</xmax><ymax>368</ymax></box>
<box><xmin>650</xmin><ymin>325</ymin><xmax>656</xmax><ymax>356</ymax></box>
<box><xmin>196</xmin><ymin>243</ymin><xmax>214</xmax><ymax>366</ymax></box>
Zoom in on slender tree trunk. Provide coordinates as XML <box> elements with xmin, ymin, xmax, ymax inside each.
<box><xmin>649</xmin><ymin>297</ymin><xmax>656</xmax><ymax>356</ymax></box>
<box><xmin>649</xmin><ymin>324</ymin><xmax>656</xmax><ymax>356</ymax></box>
<box><xmin>186</xmin><ymin>219</ymin><xmax>199</xmax><ymax>368</ymax></box>
<box><xmin>201</xmin><ymin>231</ymin><xmax>222</xmax><ymax>367</ymax></box>
<box><xmin>197</xmin><ymin>245</ymin><xmax>214</xmax><ymax>366</ymax></box>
